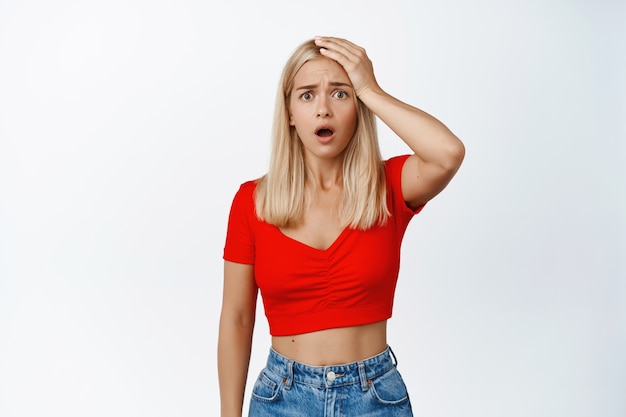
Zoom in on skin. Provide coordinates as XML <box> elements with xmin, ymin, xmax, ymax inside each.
<box><xmin>218</xmin><ymin>37</ymin><xmax>465</xmax><ymax>417</ymax></box>
<box><xmin>288</xmin><ymin>57</ymin><xmax>357</xmax><ymax>168</ymax></box>
<box><xmin>282</xmin><ymin>56</ymin><xmax>358</xmax><ymax>251</ymax></box>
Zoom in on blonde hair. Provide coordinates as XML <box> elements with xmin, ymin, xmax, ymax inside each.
<box><xmin>255</xmin><ymin>39</ymin><xmax>390</xmax><ymax>230</ymax></box>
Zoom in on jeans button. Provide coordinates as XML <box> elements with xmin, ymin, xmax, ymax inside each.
<box><xmin>326</xmin><ymin>371</ymin><xmax>336</xmax><ymax>382</ymax></box>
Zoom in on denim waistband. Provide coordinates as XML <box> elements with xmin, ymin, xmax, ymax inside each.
<box><xmin>265</xmin><ymin>346</ymin><xmax>397</xmax><ymax>390</ymax></box>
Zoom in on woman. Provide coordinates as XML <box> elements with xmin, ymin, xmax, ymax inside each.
<box><xmin>218</xmin><ymin>36</ymin><xmax>464</xmax><ymax>417</ymax></box>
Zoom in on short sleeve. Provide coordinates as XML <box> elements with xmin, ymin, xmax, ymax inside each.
<box><xmin>385</xmin><ymin>155</ymin><xmax>426</xmax><ymax>218</ymax></box>
<box><xmin>223</xmin><ymin>181</ymin><xmax>257</xmax><ymax>264</ymax></box>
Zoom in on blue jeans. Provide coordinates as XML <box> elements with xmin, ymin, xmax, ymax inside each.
<box><xmin>248</xmin><ymin>346</ymin><xmax>414</xmax><ymax>417</ymax></box>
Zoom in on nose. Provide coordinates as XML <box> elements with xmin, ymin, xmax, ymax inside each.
<box><xmin>316</xmin><ymin>96</ymin><xmax>331</xmax><ymax>118</ymax></box>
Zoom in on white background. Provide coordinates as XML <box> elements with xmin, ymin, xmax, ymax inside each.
<box><xmin>1</xmin><ymin>0</ymin><xmax>625</xmax><ymax>416</ymax></box>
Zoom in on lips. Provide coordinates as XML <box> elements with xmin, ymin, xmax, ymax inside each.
<box><xmin>315</xmin><ymin>126</ymin><xmax>335</xmax><ymax>137</ymax></box>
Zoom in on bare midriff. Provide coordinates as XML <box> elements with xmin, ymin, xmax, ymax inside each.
<box><xmin>271</xmin><ymin>320</ymin><xmax>388</xmax><ymax>366</ymax></box>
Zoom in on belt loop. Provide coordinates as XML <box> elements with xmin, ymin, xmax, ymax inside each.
<box><xmin>358</xmin><ymin>361</ymin><xmax>369</xmax><ymax>391</ymax></box>
<box><xmin>284</xmin><ymin>360</ymin><xmax>294</xmax><ymax>390</ymax></box>
<box><xmin>388</xmin><ymin>345</ymin><xmax>398</xmax><ymax>367</ymax></box>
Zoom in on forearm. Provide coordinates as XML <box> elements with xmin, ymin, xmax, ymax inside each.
<box><xmin>218</xmin><ymin>319</ymin><xmax>255</xmax><ymax>417</ymax></box>
<box><xmin>359</xmin><ymin>87</ymin><xmax>464</xmax><ymax>169</ymax></box>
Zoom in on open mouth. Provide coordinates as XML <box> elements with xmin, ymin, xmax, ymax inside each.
<box><xmin>316</xmin><ymin>128</ymin><xmax>334</xmax><ymax>137</ymax></box>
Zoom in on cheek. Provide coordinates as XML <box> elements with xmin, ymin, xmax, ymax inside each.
<box><xmin>341</xmin><ymin>102</ymin><xmax>357</xmax><ymax>121</ymax></box>
<box><xmin>289</xmin><ymin>106</ymin><xmax>310</xmax><ymax>128</ymax></box>
<box><xmin>344</xmin><ymin>109</ymin><xmax>358</xmax><ymax>132</ymax></box>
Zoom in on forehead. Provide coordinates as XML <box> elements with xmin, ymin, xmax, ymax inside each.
<box><xmin>293</xmin><ymin>58</ymin><xmax>351</xmax><ymax>86</ymax></box>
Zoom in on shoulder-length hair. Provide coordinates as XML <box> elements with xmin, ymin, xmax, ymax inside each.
<box><xmin>255</xmin><ymin>39</ymin><xmax>390</xmax><ymax>230</ymax></box>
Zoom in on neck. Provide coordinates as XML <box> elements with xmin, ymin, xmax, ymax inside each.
<box><xmin>305</xmin><ymin>158</ymin><xmax>343</xmax><ymax>191</ymax></box>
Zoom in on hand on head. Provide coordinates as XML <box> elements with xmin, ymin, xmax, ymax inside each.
<box><xmin>314</xmin><ymin>36</ymin><xmax>381</xmax><ymax>98</ymax></box>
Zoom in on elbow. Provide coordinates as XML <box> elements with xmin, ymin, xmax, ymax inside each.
<box><xmin>442</xmin><ymin>137</ymin><xmax>465</xmax><ymax>173</ymax></box>
<box><xmin>222</xmin><ymin>310</ymin><xmax>256</xmax><ymax>330</ymax></box>
<box><xmin>453</xmin><ymin>139</ymin><xmax>465</xmax><ymax>167</ymax></box>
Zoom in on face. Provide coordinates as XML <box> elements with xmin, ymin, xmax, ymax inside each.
<box><xmin>288</xmin><ymin>58</ymin><xmax>357</xmax><ymax>163</ymax></box>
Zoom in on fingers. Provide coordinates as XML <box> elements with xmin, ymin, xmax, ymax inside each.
<box><xmin>314</xmin><ymin>36</ymin><xmax>366</xmax><ymax>66</ymax></box>
<box><xmin>314</xmin><ymin>36</ymin><xmax>364</xmax><ymax>54</ymax></box>
<box><xmin>314</xmin><ymin>36</ymin><xmax>377</xmax><ymax>96</ymax></box>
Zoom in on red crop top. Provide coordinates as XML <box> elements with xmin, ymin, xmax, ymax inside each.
<box><xmin>223</xmin><ymin>155</ymin><xmax>423</xmax><ymax>336</ymax></box>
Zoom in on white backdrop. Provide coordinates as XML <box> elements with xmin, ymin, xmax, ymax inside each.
<box><xmin>1</xmin><ymin>0</ymin><xmax>624</xmax><ymax>416</ymax></box>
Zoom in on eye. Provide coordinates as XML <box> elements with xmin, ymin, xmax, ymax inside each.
<box><xmin>300</xmin><ymin>92</ymin><xmax>313</xmax><ymax>101</ymax></box>
<box><xmin>333</xmin><ymin>90</ymin><xmax>348</xmax><ymax>99</ymax></box>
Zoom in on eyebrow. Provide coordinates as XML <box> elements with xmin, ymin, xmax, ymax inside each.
<box><xmin>294</xmin><ymin>81</ymin><xmax>352</xmax><ymax>91</ymax></box>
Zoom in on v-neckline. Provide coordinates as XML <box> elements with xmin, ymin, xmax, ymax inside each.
<box><xmin>275</xmin><ymin>226</ymin><xmax>351</xmax><ymax>252</ymax></box>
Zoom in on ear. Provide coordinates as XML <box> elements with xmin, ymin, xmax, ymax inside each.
<box><xmin>289</xmin><ymin>114</ymin><xmax>295</xmax><ymax>126</ymax></box>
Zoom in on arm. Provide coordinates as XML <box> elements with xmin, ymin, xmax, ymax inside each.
<box><xmin>315</xmin><ymin>36</ymin><xmax>465</xmax><ymax>209</ymax></box>
<box><xmin>218</xmin><ymin>261</ymin><xmax>257</xmax><ymax>417</ymax></box>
